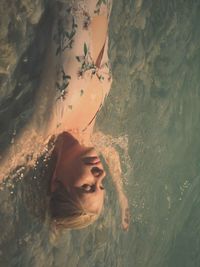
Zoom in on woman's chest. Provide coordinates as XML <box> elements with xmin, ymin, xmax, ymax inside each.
<box><xmin>54</xmin><ymin>72</ymin><xmax>107</xmax><ymax>133</ymax></box>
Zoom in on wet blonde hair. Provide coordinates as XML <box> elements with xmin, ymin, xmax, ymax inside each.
<box><xmin>50</xmin><ymin>183</ymin><xmax>100</xmax><ymax>230</ymax></box>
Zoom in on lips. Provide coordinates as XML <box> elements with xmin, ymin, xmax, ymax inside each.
<box><xmin>82</xmin><ymin>156</ymin><xmax>100</xmax><ymax>165</ymax></box>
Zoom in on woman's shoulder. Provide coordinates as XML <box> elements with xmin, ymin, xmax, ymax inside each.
<box><xmin>56</xmin><ymin>0</ymin><xmax>112</xmax><ymax>19</ymax></box>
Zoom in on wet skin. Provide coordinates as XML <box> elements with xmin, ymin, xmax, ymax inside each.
<box><xmin>51</xmin><ymin>133</ymin><xmax>106</xmax><ymax>214</ymax></box>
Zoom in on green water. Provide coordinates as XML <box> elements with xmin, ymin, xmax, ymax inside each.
<box><xmin>1</xmin><ymin>0</ymin><xmax>200</xmax><ymax>266</ymax></box>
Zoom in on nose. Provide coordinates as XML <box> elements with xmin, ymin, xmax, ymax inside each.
<box><xmin>91</xmin><ymin>166</ymin><xmax>106</xmax><ymax>179</ymax></box>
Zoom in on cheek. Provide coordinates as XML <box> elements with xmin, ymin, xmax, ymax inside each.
<box><xmin>100</xmin><ymin>191</ymin><xmax>105</xmax><ymax>204</ymax></box>
<box><xmin>70</xmin><ymin>158</ymin><xmax>84</xmax><ymax>174</ymax></box>
<box><xmin>69</xmin><ymin>163</ymin><xmax>90</xmax><ymax>186</ymax></box>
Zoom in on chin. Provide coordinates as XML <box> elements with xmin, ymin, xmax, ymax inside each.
<box><xmin>83</xmin><ymin>147</ymin><xmax>98</xmax><ymax>157</ymax></box>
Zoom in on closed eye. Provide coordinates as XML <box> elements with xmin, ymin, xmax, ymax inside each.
<box><xmin>81</xmin><ymin>184</ymin><xmax>94</xmax><ymax>192</ymax></box>
<box><xmin>81</xmin><ymin>184</ymin><xmax>105</xmax><ymax>193</ymax></box>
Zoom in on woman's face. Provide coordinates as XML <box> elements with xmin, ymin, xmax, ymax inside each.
<box><xmin>54</xmin><ymin>145</ymin><xmax>106</xmax><ymax>214</ymax></box>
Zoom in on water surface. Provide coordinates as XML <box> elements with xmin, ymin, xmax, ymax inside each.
<box><xmin>1</xmin><ymin>0</ymin><xmax>200</xmax><ymax>266</ymax></box>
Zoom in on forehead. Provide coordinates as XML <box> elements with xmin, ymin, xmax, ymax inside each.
<box><xmin>78</xmin><ymin>190</ymin><xmax>105</xmax><ymax>213</ymax></box>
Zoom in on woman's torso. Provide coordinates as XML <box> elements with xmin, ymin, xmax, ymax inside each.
<box><xmin>38</xmin><ymin>0</ymin><xmax>113</xmax><ymax>139</ymax></box>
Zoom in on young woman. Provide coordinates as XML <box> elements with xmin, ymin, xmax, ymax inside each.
<box><xmin>1</xmin><ymin>0</ymin><xmax>130</xmax><ymax>231</ymax></box>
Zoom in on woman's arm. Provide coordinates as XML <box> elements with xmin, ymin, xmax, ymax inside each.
<box><xmin>93</xmin><ymin>131</ymin><xmax>130</xmax><ymax>231</ymax></box>
<box><xmin>101</xmin><ymin>146</ymin><xmax>130</xmax><ymax>231</ymax></box>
